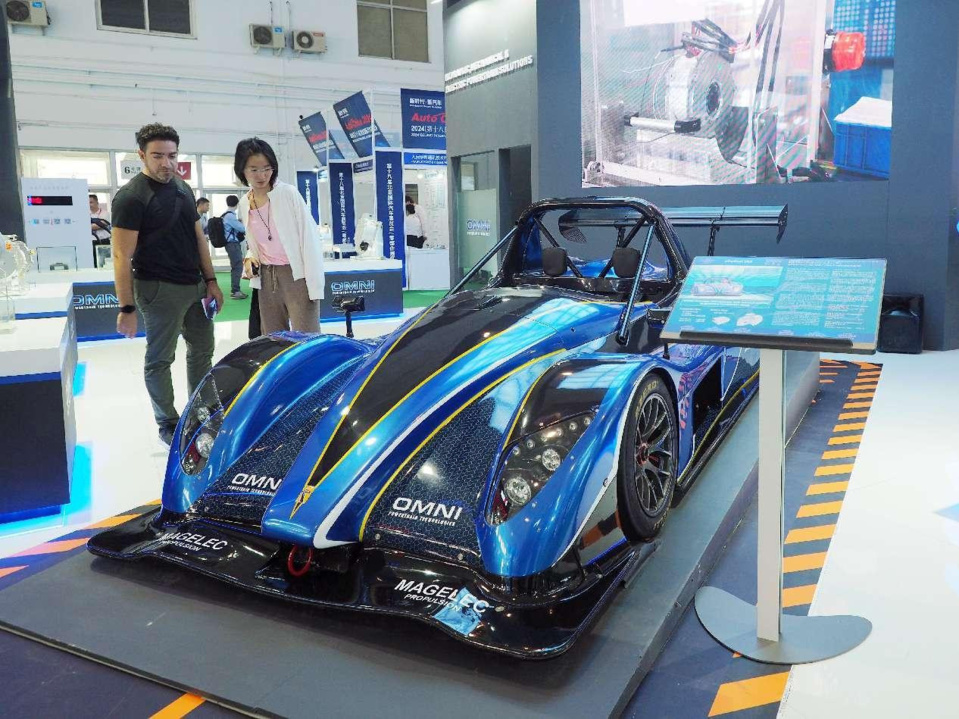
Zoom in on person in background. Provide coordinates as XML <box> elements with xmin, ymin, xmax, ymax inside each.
<box><xmin>235</xmin><ymin>137</ymin><xmax>324</xmax><ymax>334</ymax></box>
<box><xmin>222</xmin><ymin>194</ymin><xmax>247</xmax><ymax>300</ymax></box>
<box><xmin>111</xmin><ymin>122</ymin><xmax>224</xmax><ymax>447</ymax></box>
<box><xmin>405</xmin><ymin>194</ymin><xmax>428</xmax><ymax>245</ymax></box>
<box><xmin>405</xmin><ymin>200</ymin><xmax>425</xmax><ymax>248</ymax></box>
<box><xmin>90</xmin><ymin>194</ymin><xmax>111</xmax><ymax>241</ymax></box>
<box><xmin>196</xmin><ymin>197</ymin><xmax>210</xmax><ymax>238</ymax></box>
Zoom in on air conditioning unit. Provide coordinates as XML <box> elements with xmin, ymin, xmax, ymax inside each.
<box><xmin>5</xmin><ymin>0</ymin><xmax>48</xmax><ymax>26</ymax></box>
<box><xmin>249</xmin><ymin>24</ymin><xmax>285</xmax><ymax>50</ymax></box>
<box><xmin>291</xmin><ymin>29</ymin><xmax>326</xmax><ymax>54</ymax></box>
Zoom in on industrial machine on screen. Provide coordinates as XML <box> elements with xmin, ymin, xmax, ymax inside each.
<box><xmin>582</xmin><ymin>0</ymin><xmax>896</xmax><ymax>186</ymax></box>
<box><xmin>88</xmin><ymin>198</ymin><xmax>787</xmax><ymax>658</ymax></box>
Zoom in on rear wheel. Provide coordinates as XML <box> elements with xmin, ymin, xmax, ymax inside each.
<box><xmin>618</xmin><ymin>374</ymin><xmax>678</xmax><ymax>541</ymax></box>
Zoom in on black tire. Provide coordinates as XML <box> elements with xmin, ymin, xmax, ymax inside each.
<box><xmin>617</xmin><ymin>374</ymin><xmax>678</xmax><ymax>541</ymax></box>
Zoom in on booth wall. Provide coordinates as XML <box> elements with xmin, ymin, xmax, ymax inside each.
<box><xmin>532</xmin><ymin>0</ymin><xmax>959</xmax><ymax>351</ymax></box>
<box><xmin>444</xmin><ymin>0</ymin><xmax>536</xmax><ymax>275</ymax></box>
<box><xmin>8</xmin><ymin>0</ymin><xmax>445</xmax><ymax>184</ymax></box>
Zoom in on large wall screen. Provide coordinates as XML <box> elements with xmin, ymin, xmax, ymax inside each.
<box><xmin>581</xmin><ymin>0</ymin><xmax>895</xmax><ymax>187</ymax></box>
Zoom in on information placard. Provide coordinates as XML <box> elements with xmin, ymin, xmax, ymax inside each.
<box><xmin>662</xmin><ymin>256</ymin><xmax>886</xmax><ymax>353</ymax></box>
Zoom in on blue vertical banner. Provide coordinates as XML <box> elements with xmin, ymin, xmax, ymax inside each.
<box><xmin>333</xmin><ymin>91</ymin><xmax>390</xmax><ymax>158</ymax></box>
<box><xmin>375</xmin><ymin>150</ymin><xmax>406</xmax><ymax>285</ymax></box>
<box><xmin>296</xmin><ymin>170</ymin><xmax>320</xmax><ymax>223</ymax></box>
<box><xmin>400</xmin><ymin>89</ymin><xmax>446</xmax><ymax>151</ymax></box>
<box><xmin>298</xmin><ymin>111</ymin><xmax>344</xmax><ymax>166</ymax></box>
<box><xmin>329</xmin><ymin>162</ymin><xmax>355</xmax><ymax>245</ymax></box>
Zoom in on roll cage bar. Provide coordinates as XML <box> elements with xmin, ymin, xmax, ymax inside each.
<box><xmin>448</xmin><ymin>197</ymin><xmax>788</xmax><ymax>342</ymax></box>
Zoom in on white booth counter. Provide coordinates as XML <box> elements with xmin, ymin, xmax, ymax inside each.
<box><xmin>12</xmin><ymin>282</ymin><xmax>73</xmax><ymax>319</ymax></box>
<box><xmin>0</xmin><ymin>316</ymin><xmax>73</xmax><ymax>377</ymax></box>
<box><xmin>0</xmin><ymin>316</ymin><xmax>77</xmax><ymax>522</ymax></box>
<box><xmin>29</xmin><ymin>268</ymin><xmax>112</xmax><ymax>285</ymax></box>
<box><xmin>406</xmin><ymin>248</ymin><xmax>450</xmax><ymax>291</ymax></box>
<box><xmin>325</xmin><ymin>258</ymin><xmax>402</xmax><ymax>272</ymax></box>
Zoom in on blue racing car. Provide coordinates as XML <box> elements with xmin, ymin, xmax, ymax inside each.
<box><xmin>88</xmin><ymin>197</ymin><xmax>785</xmax><ymax>658</ymax></box>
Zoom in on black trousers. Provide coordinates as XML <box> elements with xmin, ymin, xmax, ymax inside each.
<box><xmin>248</xmin><ymin>288</ymin><xmax>261</xmax><ymax>340</ymax></box>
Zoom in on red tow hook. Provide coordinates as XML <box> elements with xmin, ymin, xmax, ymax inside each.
<box><xmin>286</xmin><ymin>545</ymin><xmax>313</xmax><ymax>577</ymax></box>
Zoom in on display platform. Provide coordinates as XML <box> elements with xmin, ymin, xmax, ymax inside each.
<box><xmin>0</xmin><ymin>316</ymin><xmax>77</xmax><ymax>522</ymax></box>
<box><xmin>0</xmin><ymin>353</ymin><xmax>818</xmax><ymax>718</ymax></box>
<box><xmin>11</xmin><ymin>282</ymin><xmax>72</xmax><ymax>320</ymax></box>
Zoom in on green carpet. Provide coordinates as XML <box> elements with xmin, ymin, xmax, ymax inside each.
<box><xmin>210</xmin><ymin>273</ymin><xmax>446</xmax><ymax>324</ymax></box>
<box><xmin>212</xmin><ymin>271</ymin><xmax>253</xmax><ymax>323</ymax></box>
<box><xmin>403</xmin><ymin>290</ymin><xmax>446</xmax><ymax>308</ymax></box>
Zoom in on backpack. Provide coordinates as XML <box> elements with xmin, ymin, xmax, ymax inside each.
<box><xmin>207</xmin><ymin>212</ymin><xmax>228</xmax><ymax>248</ymax></box>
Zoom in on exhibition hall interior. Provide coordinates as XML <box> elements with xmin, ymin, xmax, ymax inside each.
<box><xmin>1</xmin><ymin>1</ymin><xmax>957</xmax><ymax>717</ymax></box>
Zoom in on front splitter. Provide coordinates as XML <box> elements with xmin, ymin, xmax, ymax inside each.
<box><xmin>87</xmin><ymin>509</ymin><xmax>644</xmax><ymax>659</ymax></box>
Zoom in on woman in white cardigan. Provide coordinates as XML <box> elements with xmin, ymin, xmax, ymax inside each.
<box><xmin>235</xmin><ymin>137</ymin><xmax>324</xmax><ymax>334</ymax></box>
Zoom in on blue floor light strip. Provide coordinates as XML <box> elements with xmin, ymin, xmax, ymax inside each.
<box><xmin>0</xmin><ymin>444</ymin><xmax>92</xmax><ymax>535</ymax></box>
<box><xmin>73</xmin><ymin>362</ymin><xmax>87</xmax><ymax>398</ymax></box>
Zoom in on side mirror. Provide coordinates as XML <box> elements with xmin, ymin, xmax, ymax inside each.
<box><xmin>646</xmin><ymin>306</ymin><xmax>670</xmax><ymax>327</ymax></box>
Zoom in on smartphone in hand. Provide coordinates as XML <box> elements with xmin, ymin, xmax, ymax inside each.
<box><xmin>202</xmin><ymin>296</ymin><xmax>219</xmax><ymax>320</ymax></box>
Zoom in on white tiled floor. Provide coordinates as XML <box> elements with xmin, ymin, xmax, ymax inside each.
<box><xmin>779</xmin><ymin>350</ymin><xmax>959</xmax><ymax>719</ymax></box>
<box><xmin>0</xmin><ymin>313</ymin><xmax>416</xmax><ymax>559</ymax></box>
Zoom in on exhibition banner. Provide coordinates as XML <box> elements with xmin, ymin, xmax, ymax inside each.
<box><xmin>374</xmin><ymin>150</ymin><xmax>405</xmax><ymax>283</ymax></box>
<box><xmin>329</xmin><ymin>162</ymin><xmax>355</xmax><ymax>245</ymax></box>
<box><xmin>296</xmin><ymin>170</ymin><xmax>320</xmax><ymax>223</ymax></box>
<box><xmin>400</xmin><ymin>89</ymin><xmax>446</xmax><ymax>151</ymax></box>
<box><xmin>333</xmin><ymin>92</ymin><xmax>390</xmax><ymax>158</ymax></box>
<box><xmin>298</xmin><ymin>111</ymin><xmax>344</xmax><ymax>166</ymax></box>
<box><xmin>404</xmin><ymin>151</ymin><xmax>448</xmax><ymax>167</ymax></box>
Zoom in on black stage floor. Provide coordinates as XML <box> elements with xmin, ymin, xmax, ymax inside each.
<box><xmin>0</xmin><ymin>353</ymin><xmax>818</xmax><ymax>719</ymax></box>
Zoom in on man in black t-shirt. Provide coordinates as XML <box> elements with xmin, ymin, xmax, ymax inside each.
<box><xmin>111</xmin><ymin>123</ymin><xmax>225</xmax><ymax>446</ymax></box>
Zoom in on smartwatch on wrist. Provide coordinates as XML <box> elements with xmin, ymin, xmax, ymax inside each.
<box><xmin>119</xmin><ymin>305</ymin><xmax>136</xmax><ymax>314</ymax></box>
<box><xmin>204</xmin><ymin>277</ymin><xmax>217</xmax><ymax>284</ymax></box>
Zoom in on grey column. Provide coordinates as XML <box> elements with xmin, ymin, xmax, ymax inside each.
<box><xmin>0</xmin><ymin>19</ymin><xmax>24</xmax><ymax>241</ymax></box>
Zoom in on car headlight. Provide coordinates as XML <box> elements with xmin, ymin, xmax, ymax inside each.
<box><xmin>490</xmin><ymin>411</ymin><xmax>595</xmax><ymax>524</ymax></box>
<box><xmin>178</xmin><ymin>372</ymin><xmax>233</xmax><ymax>475</ymax></box>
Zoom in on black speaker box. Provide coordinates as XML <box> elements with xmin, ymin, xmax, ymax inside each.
<box><xmin>878</xmin><ymin>294</ymin><xmax>923</xmax><ymax>354</ymax></box>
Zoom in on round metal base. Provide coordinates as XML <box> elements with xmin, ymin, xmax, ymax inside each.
<box><xmin>694</xmin><ymin>586</ymin><xmax>872</xmax><ymax>664</ymax></box>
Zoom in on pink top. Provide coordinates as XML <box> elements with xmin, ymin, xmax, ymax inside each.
<box><xmin>246</xmin><ymin>199</ymin><xmax>290</xmax><ymax>266</ymax></box>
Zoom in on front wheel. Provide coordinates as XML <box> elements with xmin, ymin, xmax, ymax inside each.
<box><xmin>617</xmin><ymin>374</ymin><xmax>678</xmax><ymax>541</ymax></box>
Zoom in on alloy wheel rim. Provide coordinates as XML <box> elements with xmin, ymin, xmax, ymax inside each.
<box><xmin>634</xmin><ymin>393</ymin><xmax>674</xmax><ymax>515</ymax></box>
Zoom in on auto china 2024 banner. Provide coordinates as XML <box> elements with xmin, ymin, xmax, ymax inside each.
<box><xmin>400</xmin><ymin>89</ymin><xmax>446</xmax><ymax>152</ymax></box>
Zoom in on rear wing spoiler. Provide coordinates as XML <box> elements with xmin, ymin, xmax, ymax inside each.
<box><xmin>661</xmin><ymin>205</ymin><xmax>788</xmax><ymax>243</ymax></box>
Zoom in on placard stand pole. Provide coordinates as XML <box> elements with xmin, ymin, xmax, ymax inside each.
<box><xmin>756</xmin><ymin>347</ymin><xmax>785</xmax><ymax>641</ymax></box>
<box><xmin>694</xmin><ymin>349</ymin><xmax>872</xmax><ymax>664</ymax></box>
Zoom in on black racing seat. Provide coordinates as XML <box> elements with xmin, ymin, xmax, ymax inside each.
<box><xmin>512</xmin><ymin>272</ymin><xmax>633</xmax><ymax>297</ymax></box>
